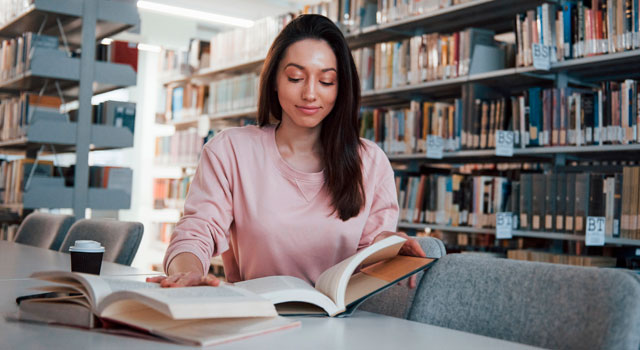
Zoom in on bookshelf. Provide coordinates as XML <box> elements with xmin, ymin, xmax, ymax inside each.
<box><xmin>145</xmin><ymin>0</ymin><xmax>640</xmax><ymax>270</ymax></box>
<box><xmin>346</xmin><ymin>0</ymin><xmax>640</xmax><ymax>267</ymax></box>
<box><xmin>345</xmin><ymin>0</ymin><xmax>546</xmax><ymax>49</ymax></box>
<box><xmin>0</xmin><ymin>0</ymin><xmax>140</xmax><ymax>220</ymax></box>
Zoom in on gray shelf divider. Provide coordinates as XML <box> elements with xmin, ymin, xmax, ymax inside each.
<box><xmin>1</xmin><ymin>0</ymin><xmax>139</xmax><ymax>219</ymax></box>
<box><xmin>91</xmin><ymin>125</ymin><xmax>134</xmax><ymax>149</ymax></box>
<box><xmin>0</xmin><ymin>0</ymin><xmax>139</xmax><ymax>46</ymax></box>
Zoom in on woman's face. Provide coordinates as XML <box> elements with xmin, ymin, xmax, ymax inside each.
<box><xmin>275</xmin><ymin>39</ymin><xmax>338</xmax><ymax>130</ymax></box>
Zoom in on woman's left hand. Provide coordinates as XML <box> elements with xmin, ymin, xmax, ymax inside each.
<box><xmin>373</xmin><ymin>231</ymin><xmax>426</xmax><ymax>289</ymax></box>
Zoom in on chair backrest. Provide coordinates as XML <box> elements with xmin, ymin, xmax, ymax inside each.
<box><xmin>357</xmin><ymin>236</ymin><xmax>446</xmax><ymax>318</ymax></box>
<box><xmin>14</xmin><ymin>212</ymin><xmax>75</xmax><ymax>250</ymax></box>
<box><xmin>59</xmin><ymin>219</ymin><xmax>144</xmax><ymax>266</ymax></box>
<box><xmin>408</xmin><ymin>254</ymin><xmax>640</xmax><ymax>350</ymax></box>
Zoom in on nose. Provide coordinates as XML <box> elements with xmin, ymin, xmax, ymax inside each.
<box><xmin>302</xmin><ymin>81</ymin><xmax>316</xmax><ymax>101</ymax></box>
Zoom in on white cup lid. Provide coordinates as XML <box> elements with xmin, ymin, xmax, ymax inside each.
<box><xmin>69</xmin><ymin>240</ymin><xmax>105</xmax><ymax>253</ymax></box>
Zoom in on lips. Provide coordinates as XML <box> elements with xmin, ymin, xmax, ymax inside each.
<box><xmin>296</xmin><ymin>105</ymin><xmax>321</xmax><ymax>115</ymax></box>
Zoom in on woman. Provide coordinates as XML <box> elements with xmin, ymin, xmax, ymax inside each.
<box><xmin>148</xmin><ymin>14</ymin><xmax>425</xmax><ymax>288</ymax></box>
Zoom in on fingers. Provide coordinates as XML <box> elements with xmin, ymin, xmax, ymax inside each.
<box><xmin>400</xmin><ymin>238</ymin><xmax>427</xmax><ymax>258</ymax></box>
<box><xmin>408</xmin><ymin>275</ymin><xmax>417</xmax><ymax>289</ymax></box>
<box><xmin>200</xmin><ymin>274</ymin><xmax>221</xmax><ymax>287</ymax></box>
<box><xmin>146</xmin><ymin>276</ymin><xmax>166</xmax><ymax>283</ymax></box>
<box><xmin>154</xmin><ymin>272</ymin><xmax>221</xmax><ymax>288</ymax></box>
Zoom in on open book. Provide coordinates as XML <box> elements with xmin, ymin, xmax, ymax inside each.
<box><xmin>19</xmin><ymin>273</ymin><xmax>298</xmax><ymax>346</ymax></box>
<box><xmin>236</xmin><ymin>235</ymin><xmax>434</xmax><ymax>316</ymax></box>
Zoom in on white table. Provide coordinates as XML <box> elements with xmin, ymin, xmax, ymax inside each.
<box><xmin>0</xmin><ymin>241</ymin><xmax>541</xmax><ymax>349</ymax></box>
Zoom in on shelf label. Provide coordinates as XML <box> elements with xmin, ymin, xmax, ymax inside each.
<box><xmin>426</xmin><ymin>135</ymin><xmax>444</xmax><ymax>159</ymax></box>
<box><xmin>532</xmin><ymin>43</ymin><xmax>551</xmax><ymax>71</ymax></box>
<box><xmin>496</xmin><ymin>212</ymin><xmax>513</xmax><ymax>239</ymax></box>
<box><xmin>495</xmin><ymin>130</ymin><xmax>514</xmax><ymax>157</ymax></box>
<box><xmin>585</xmin><ymin>216</ymin><xmax>606</xmax><ymax>246</ymax></box>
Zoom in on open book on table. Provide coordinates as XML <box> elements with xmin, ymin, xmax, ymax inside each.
<box><xmin>236</xmin><ymin>235</ymin><xmax>434</xmax><ymax>317</ymax></box>
<box><xmin>19</xmin><ymin>273</ymin><xmax>297</xmax><ymax>346</ymax></box>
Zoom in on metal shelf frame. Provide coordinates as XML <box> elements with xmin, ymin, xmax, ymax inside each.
<box><xmin>397</xmin><ymin>222</ymin><xmax>640</xmax><ymax>246</ymax></box>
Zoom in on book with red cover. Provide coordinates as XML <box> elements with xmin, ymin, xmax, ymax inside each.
<box><xmin>110</xmin><ymin>41</ymin><xmax>138</xmax><ymax>72</ymax></box>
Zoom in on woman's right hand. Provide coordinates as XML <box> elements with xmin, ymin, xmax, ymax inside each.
<box><xmin>146</xmin><ymin>271</ymin><xmax>221</xmax><ymax>288</ymax></box>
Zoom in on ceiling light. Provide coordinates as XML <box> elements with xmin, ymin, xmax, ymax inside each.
<box><xmin>136</xmin><ymin>1</ymin><xmax>254</xmax><ymax>28</ymax></box>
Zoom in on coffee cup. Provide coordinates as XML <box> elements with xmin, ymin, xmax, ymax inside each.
<box><xmin>69</xmin><ymin>240</ymin><xmax>105</xmax><ymax>275</ymax></box>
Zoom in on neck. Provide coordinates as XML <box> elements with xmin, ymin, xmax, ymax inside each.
<box><xmin>275</xmin><ymin>118</ymin><xmax>322</xmax><ymax>156</ymax></box>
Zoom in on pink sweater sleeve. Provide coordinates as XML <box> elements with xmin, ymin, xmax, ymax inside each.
<box><xmin>163</xmin><ymin>135</ymin><xmax>234</xmax><ymax>274</ymax></box>
<box><xmin>357</xmin><ymin>147</ymin><xmax>400</xmax><ymax>250</ymax></box>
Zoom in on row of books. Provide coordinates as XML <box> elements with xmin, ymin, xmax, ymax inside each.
<box><xmin>159</xmin><ymin>49</ymin><xmax>190</xmax><ymax>78</ymax></box>
<box><xmin>206</xmin><ymin>3</ymin><xmax>339</xmax><ymax>69</ymax></box>
<box><xmin>0</xmin><ymin>95</ymin><xmax>136</xmax><ymax>142</ymax></box>
<box><xmin>154</xmin><ymin>222</ymin><xmax>176</xmax><ymax>245</ymax></box>
<box><xmin>208</xmin><ymin>73</ymin><xmax>259</xmax><ymax>116</ymax></box>
<box><xmin>155</xmin><ymin>128</ymin><xmax>203</xmax><ymax>166</ymax></box>
<box><xmin>0</xmin><ymin>32</ymin><xmax>58</xmax><ymax>82</ymax></box>
<box><xmin>163</xmin><ymin>83</ymin><xmax>207</xmax><ymax>122</ymax></box>
<box><xmin>0</xmin><ymin>159</ymin><xmax>54</xmax><ymax>205</ymax></box>
<box><xmin>208</xmin><ymin>14</ymin><xmax>294</xmax><ymax>69</ymax></box>
<box><xmin>507</xmin><ymin>250</ymin><xmax>617</xmax><ymax>267</ymax></box>
<box><xmin>360</xmin><ymin>79</ymin><xmax>640</xmax><ymax>154</ymax></box>
<box><xmin>0</xmin><ymin>223</ymin><xmax>19</xmax><ymax>241</ymax></box>
<box><xmin>341</xmin><ymin>0</ymin><xmax>474</xmax><ymax>31</ymax></box>
<box><xmin>95</xmin><ymin>40</ymin><xmax>139</xmax><ymax>72</ymax></box>
<box><xmin>70</xmin><ymin>101</ymin><xmax>136</xmax><ymax>134</ymax></box>
<box><xmin>395</xmin><ymin>167</ymin><xmax>640</xmax><ymax>239</ymax></box>
<box><xmin>516</xmin><ymin>1</ymin><xmax>640</xmax><ymax>67</ymax></box>
<box><xmin>352</xmin><ymin>27</ymin><xmax>498</xmax><ymax>91</ymax></box>
<box><xmin>153</xmin><ymin>176</ymin><xmax>192</xmax><ymax>210</ymax></box>
<box><xmin>0</xmin><ymin>93</ymin><xmax>62</xmax><ymax>141</ymax></box>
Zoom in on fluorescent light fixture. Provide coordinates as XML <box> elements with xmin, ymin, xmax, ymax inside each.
<box><xmin>137</xmin><ymin>1</ymin><xmax>254</xmax><ymax>28</ymax></box>
<box><xmin>101</xmin><ymin>38</ymin><xmax>113</xmax><ymax>45</ymax></box>
<box><xmin>138</xmin><ymin>43</ymin><xmax>162</xmax><ymax>53</ymax></box>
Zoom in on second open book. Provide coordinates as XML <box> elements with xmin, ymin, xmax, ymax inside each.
<box><xmin>236</xmin><ymin>235</ymin><xmax>433</xmax><ymax>316</ymax></box>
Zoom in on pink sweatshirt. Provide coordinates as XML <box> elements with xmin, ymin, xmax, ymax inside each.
<box><xmin>163</xmin><ymin>124</ymin><xmax>399</xmax><ymax>285</ymax></box>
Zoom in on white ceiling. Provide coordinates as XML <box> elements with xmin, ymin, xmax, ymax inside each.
<box><xmin>119</xmin><ymin>0</ymin><xmax>321</xmax><ymax>49</ymax></box>
<box><xmin>143</xmin><ymin>0</ymin><xmax>320</xmax><ymax>22</ymax></box>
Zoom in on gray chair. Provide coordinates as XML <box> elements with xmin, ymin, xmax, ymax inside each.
<box><xmin>357</xmin><ymin>236</ymin><xmax>446</xmax><ymax>318</ymax></box>
<box><xmin>408</xmin><ymin>254</ymin><xmax>640</xmax><ymax>350</ymax></box>
<box><xmin>59</xmin><ymin>219</ymin><xmax>144</xmax><ymax>266</ymax></box>
<box><xmin>13</xmin><ymin>212</ymin><xmax>75</xmax><ymax>251</ymax></box>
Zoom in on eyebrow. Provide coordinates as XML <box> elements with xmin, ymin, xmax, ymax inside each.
<box><xmin>284</xmin><ymin>62</ymin><xmax>337</xmax><ymax>73</ymax></box>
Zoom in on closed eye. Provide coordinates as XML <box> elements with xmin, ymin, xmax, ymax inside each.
<box><xmin>288</xmin><ymin>78</ymin><xmax>302</xmax><ymax>83</ymax></box>
<box><xmin>320</xmin><ymin>81</ymin><xmax>335</xmax><ymax>86</ymax></box>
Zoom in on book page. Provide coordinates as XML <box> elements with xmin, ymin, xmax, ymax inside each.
<box><xmin>236</xmin><ymin>276</ymin><xmax>339</xmax><ymax>316</ymax></box>
<box><xmin>314</xmin><ymin>235</ymin><xmax>405</xmax><ymax>310</ymax></box>
<box><xmin>31</xmin><ymin>271</ymin><xmax>157</xmax><ymax>310</ymax></box>
<box><xmin>103</xmin><ymin>305</ymin><xmax>300</xmax><ymax>347</ymax></box>
<box><xmin>98</xmin><ymin>285</ymin><xmax>277</xmax><ymax>320</ymax></box>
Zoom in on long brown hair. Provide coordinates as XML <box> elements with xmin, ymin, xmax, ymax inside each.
<box><xmin>257</xmin><ymin>14</ymin><xmax>364</xmax><ymax>221</ymax></box>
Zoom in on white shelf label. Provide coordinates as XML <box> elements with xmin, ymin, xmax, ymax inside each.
<box><xmin>585</xmin><ymin>216</ymin><xmax>606</xmax><ymax>246</ymax></box>
<box><xmin>495</xmin><ymin>130</ymin><xmax>514</xmax><ymax>157</ymax></box>
<box><xmin>532</xmin><ymin>43</ymin><xmax>551</xmax><ymax>71</ymax></box>
<box><xmin>426</xmin><ymin>135</ymin><xmax>444</xmax><ymax>159</ymax></box>
<box><xmin>496</xmin><ymin>212</ymin><xmax>513</xmax><ymax>239</ymax></box>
